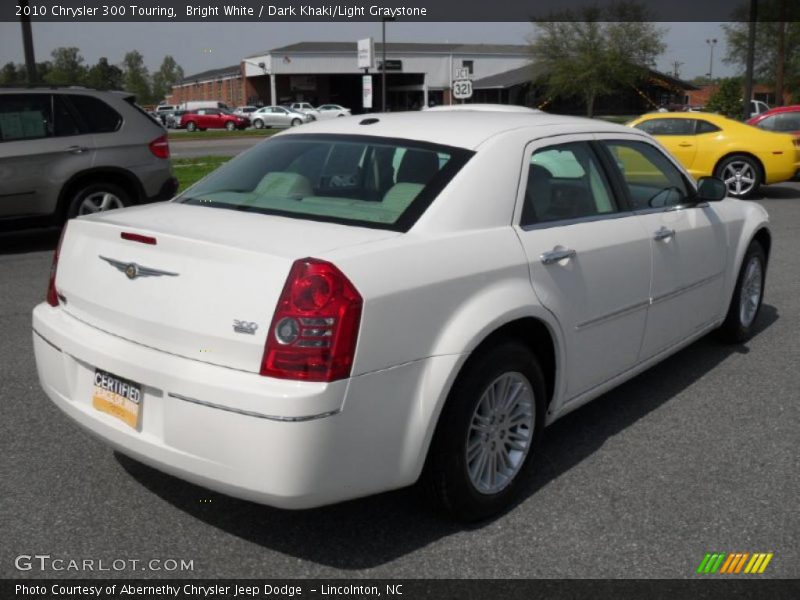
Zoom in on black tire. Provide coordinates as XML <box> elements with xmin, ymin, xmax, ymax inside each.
<box><xmin>186</xmin><ymin>121</ymin><xmax>197</xmax><ymax>132</ymax></box>
<box><xmin>66</xmin><ymin>182</ymin><xmax>131</xmax><ymax>219</ymax></box>
<box><xmin>714</xmin><ymin>154</ymin><xmax>762</xmax><ymax>199</ymax></box>
<box><xmin>253</xmin><ymin>119</ymin><xmax>264</xmax><ymax>129</ymax></box>
<box><xmin>291</xmin><ymin>118</ymin><xmax>301</xmax><ymax>127</ymax></box>
<box><xmin>225</xmin><ymin>121</ymin><xmax>235</xmax><ymax>131</ymax></box>
<box><xmin>423</xmin><ymin>340</ymin><xmax>546</xmax><ymax>522</ymax></box>
<box><xmin>716</xmin><ymin>241</ymin><xmax>767</xmax><ymax>343</ymax></box>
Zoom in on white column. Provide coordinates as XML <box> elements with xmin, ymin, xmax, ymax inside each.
<box><xmin>423</xmin><ymin>79</ymin><xmax>428</xmax><ymax>109</ymax></box>
<box><xmin>270</xmin><ymin>73</ymin><xmax>277</xmax><ymax>105</ymax></box>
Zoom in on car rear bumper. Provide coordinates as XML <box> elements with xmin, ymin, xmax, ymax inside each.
<box><xmin>32</xmin><ymin>304</ymin><xmax>451</xmax><ymax>508</ymax></box>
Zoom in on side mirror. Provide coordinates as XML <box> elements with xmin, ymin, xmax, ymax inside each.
<box><xmin>696</xmin><ymin>176</ymin><xmax>727</xmax><ymax>202</ymax></box>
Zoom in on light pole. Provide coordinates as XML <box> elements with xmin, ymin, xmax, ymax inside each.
<box><xmin>381</xmin><ymin>17</ymin><xmax>395</xmax><ymax>112</ymax></box>
<box><xmin>19</xmin><ymin>0</ymin><xmax>36</xmax><ymax>84</ymax></box>
<box><xmin>706</xmin><ymin>38</ymin><xmax>717</xmax><ymax>81</ymax></box>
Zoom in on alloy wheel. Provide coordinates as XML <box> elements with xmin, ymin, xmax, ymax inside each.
<box><xmin>739</xmin><ymin>256</ymin><xmax>763</xmax><ymax>327</ymax></box>
<box><xmin>465</xmin><ymin>372</ymin><xmax>535</xmax><ymax>495</ymax></box>
<box><xmin>78</xmin><ymin>192</ymin><xmax>124</xmax><ymax>215</ymax></box>
<box><xmin>722</xmin><ymin>161</ymin><xmax>757</xmax><ymax>197</ymax></box>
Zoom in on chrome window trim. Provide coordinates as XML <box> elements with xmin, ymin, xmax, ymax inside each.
<box><xmin>519</xmin><ymin>209</ymin><xmax>633</xmax><ymax>231</ymax></box>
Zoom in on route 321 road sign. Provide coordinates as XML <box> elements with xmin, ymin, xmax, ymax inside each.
<box><xmin>452</xmin><ymin>79</ymin><xmax>473</xmax><ymax>100</ymax></box>
<box><xmin>452</xmin><ymin>67</ymin><xmax>473</xmax><ymax>100</ymax></box>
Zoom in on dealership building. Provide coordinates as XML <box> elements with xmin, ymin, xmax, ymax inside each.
<box><xmin>168</xmin><ymin>41</ymin><xmax>695</xmax><ymax>114</ymax></box>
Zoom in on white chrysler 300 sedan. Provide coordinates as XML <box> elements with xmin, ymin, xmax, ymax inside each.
<box><xmin>33</xmin><ymin>107</ymin><xmax>770</xmax><ymax>520</ymax></box>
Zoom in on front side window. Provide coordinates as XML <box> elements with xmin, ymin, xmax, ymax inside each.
<box><xmin>603</xmin><ymin>140</ymin><xmax>692</xmax><ymax>210</ymax></box>
<box><xmin>176</xmin><ymin>134</ymin><xmax>473</xmax><ymax>231</ymax></box>
<box><xmin>0</xmin><ymin>93</ymin><xmax>52</xmax><ymax>141</ymax></box>
<box><xmin>521</xmin><ymin>142</ymin><xmax>617</xmax><ymax>226</ymax></box>
<box><xmin>634</xmin><ymin>118</ymin><xmax>695</xmax><ymax>136</ymax></box>
<box><xmin>771</xmin><ymin>113</ymin><xmax>800</xmax><ymax>132</ymax></box>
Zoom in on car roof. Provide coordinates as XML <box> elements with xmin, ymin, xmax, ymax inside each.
<box><xmin>276</xmin><ymin>109</ymin><xmax>633</xmax><ymax>150</ymax></box>
<box><xmin>633</xmin><ymin>111</ymin><xmax>738</xmax><ymax>126</ymax></box>
<box><xmin>759</xmin><ymin>105</ymin><xmax>800</xmax><ymax>116</ymax></box>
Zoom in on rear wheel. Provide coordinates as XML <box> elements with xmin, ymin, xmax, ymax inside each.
<box><xmin>424</xmin><ymin>340</ymin><xmax>545</xmax><ymax>521</ymax></box>
<box><xmin>225</xmin><ymin>121</ymin><xmax>235</xmax><ymax>131</ymax></box>
<box><xmin>714</xmin><ymin>155</ymin><xmax>762</xmax><ymax>199</ymax></box>
<box><xmin>186</xmin><ymin>121</ymin><xmax>197</xmax><ymax>132</ymax></box>
<box><xmin>67</xmin><ymin>182</ymin><xmax>131</xmax><ymax>218</ymax></box>
<box><xmin>716</xmin><ymin>241</ymin><xmax>766</xmax><ymax>343</ymax></box>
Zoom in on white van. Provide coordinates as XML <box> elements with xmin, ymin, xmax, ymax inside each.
<box><xmin>180</xmin><ymin>100</ymin><xmax>229</xmax><ymax>112</ymax></box>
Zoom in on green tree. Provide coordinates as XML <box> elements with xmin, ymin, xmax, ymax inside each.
<box><xmin>122</xmin><ymin>50</ymin><xmax>152</xmax><ymax>103</ymax></box>
<box><xmin>706</xmin><ymin>78</ymin><xmax>743</xmax><ymax>118</ymax></box>
<box><xmin>529</xmin><ymin>1</ymin><xmax>666</xmax><ymax>117</ymax></box>
<box><xmin>151</xmin><ymin>55</ymin><xmax>184</xmax><ymax>103</ymax></box>
<box><xmin>722</xmin><ymin>1</ymin><xmax>800</xmax><ymax>104</ymax></box>
<box><xmin>0</xmin><ymin>62</ymin><xmax>21</xmax><ymax>85</ymax></box>
<box><xmin>85</xmin><ymin>57</ymin><xmax>123</xmax><ymax>90</ymax></box>
<box><xmin>44</xmin><ymin>47</ymin><xmax>87</xmax><ymax>85</ymax></box>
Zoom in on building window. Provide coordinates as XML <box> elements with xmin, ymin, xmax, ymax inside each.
<box><xmin>462</xmin><ymin>60</ymin><xmax>474</xmax><ymax>74</ymax></box>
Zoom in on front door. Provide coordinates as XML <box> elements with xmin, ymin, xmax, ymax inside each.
<box><xmin>514</xmin><ymin>137</ymin><xmax>652</xmax><ymax>401</ymax></box>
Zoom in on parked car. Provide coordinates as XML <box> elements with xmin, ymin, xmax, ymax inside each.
<box><xmin>747</xmin><ymin>105</ymin><xmax>800</xmax><ymax>137</ymax></box>
<box><xmin>180</xmin><ymin>100</ymin><xmax>229</xmax><ymax>112</ymax></box>
<box><xmin>628</xmin><ymin>112</ymin><xmax>800</xmax><ymax>198</ymax></box>
<box><xmin>233</xmin><ymin>105</ymin><xmax>258</xmax><ymax>118</ymax></box>
<box><xmin>288</xmin><ymin>102</ymin><xmax>321</xmax><ymax>119</ymax></box>
<box><xmin>180</xmin><ymin>109</ymin><xmax>250</xmax><ymax>132</ymax></box>
<box><xmin>166</xmin><ymin>109</ymin><xmax>188</xmax><ymax>129</ymax></box>
<box><xmin>316</xmin><ymin>104</ymin><xmax>351</xmax><ymax>119</ymax></box>
<box><xmin>0</xmin><ymin>87</ymin><xmax>176</xmax><ymax>227</ymax></box>
<box><xmin>154</xmin><ymin>104</ymin><xmax>177</xmax><ymax>125</ymax></box>
<box><xmin>749</xmin><ymin>99</ymin><xmax>770</xmax><ymax>119</ymax></box>
<box><xmin>250</xmin><ymin>106</ymin><xmax>313</xmax><ymax>129</ymax></box>
<box><xmin>34</xmin><ymin>109</ymin><xmax>771</xmax><ymax>521</ymax></box>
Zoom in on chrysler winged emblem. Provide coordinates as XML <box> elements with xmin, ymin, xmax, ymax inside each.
<box><xmin>99</xmin><ymin>256</ymin><xmax>179</xmax><ymax>280</ymax></box>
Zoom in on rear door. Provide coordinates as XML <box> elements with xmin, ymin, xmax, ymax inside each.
<box><xmin>599</xmin><ymin>137</ymin><xmax>727</xmax><ymax>359</ymax></box>
<box><xmin>514</xmin><ymin>135</ymin><xmax>652</xmax><ymax>400</ymax></box>
<box><xmin>0</xmin><ymin>93</ymin><xmax>94</xmax><ymax>217</ymax></box>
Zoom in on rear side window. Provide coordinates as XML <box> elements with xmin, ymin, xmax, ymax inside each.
<box><xmin>65</xmin><ymin>95</ymin><xmax>122</xmax><ymax>133</ymax></box>
<box><xmin>0</xmin><ymin>93</ymin><xmax>52</xmax><ymax>141</ymax></box>
<box><xmin>521</xmin><ymin>142</ymin><xmax>617</xmax><ymax>225</ymax></box>
<box><xmin>696</xmin><ymin>120</ymin><xmax>721</xmax><ymax>134</ymax></box>
<box><xmin>177</xmin><ymin>133</ymin><xmax>473</xmax><ymax>232</ymax></box>
<box><xmin>634</xmin><ymin>118</ymin><xmax>695</xmax><ymax>136</ymax></box>
<box><xmin>603</xmin><ymin>140</ymin><xmax>692</xmax><ymax>210</ymax></box>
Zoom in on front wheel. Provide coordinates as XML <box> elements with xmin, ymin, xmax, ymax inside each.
<box><xmin>714</xmin><ymin>155</ymin><xmax>762</xmax><ymax>199</ymax></box>
<box><xmin>253</xmin><ymin>119</ymin><xmax>264</xmax><ymax>129</ymax></box>
<box><xmin>424</xmin><ymin>341</ymin><xmax>546</xmax><ymax>521</ymax></box>
<box><xmin>225</xmin><ymin>121</ymin><xmax>235</xmax><ymax>131</ymax></box>
<box><xmin>716</xmin><ymin>241</ymin><xmax>766</xmax><ymax>343</ymax></box>
<box><xmin>291</xmin><ymin>118</ymin><xmax>301</xmax><ymax>127</ymax></box>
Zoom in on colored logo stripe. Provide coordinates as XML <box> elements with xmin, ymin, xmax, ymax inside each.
<box><xmin>698</xmin><ymin>552</ymin><xmax>773</xmax><ymax>574</ymax></box>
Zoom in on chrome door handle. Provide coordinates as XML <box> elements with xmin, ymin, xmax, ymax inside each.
<box><xmin>654</xmin><ymin>226</ymin><xmax>675</xmax><ymax>241</ymax></box>
<box><xmin>66</xmin><ymin>145</ymin><xmax>89</xmax><ymax>154</ymax></box>
<box><xmin>540</xmin><ymin>247</ymin><xmax>577</xmax><ymax>265</ymax></box>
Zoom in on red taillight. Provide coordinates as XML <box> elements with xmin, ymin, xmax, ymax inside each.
<box><xmin>121</xmin><ymin>232</ymin><xmax>157</xmax><ymax>245</ymax></box>
<box><xmin>261</xmin><ymin>258</ymin><xmax>362</xmax><ymax>382</ymax></box>
<box><xmin>46</xmin><ymin>225</ymin><xmax>68</xmax><ymax>307</ymax></box>
<box><xmin>149</xmin><ymin>134</ymin><xmax>170</xmax><ymax>159</ymax></box>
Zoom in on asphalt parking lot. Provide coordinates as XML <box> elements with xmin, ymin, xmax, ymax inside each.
<box><xmin>1</xmin><ymin>185</ymin><xmax>798</xmax><ymax>579</ymax></box>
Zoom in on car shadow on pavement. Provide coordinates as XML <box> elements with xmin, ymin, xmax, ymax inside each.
<box><xmin>117</xmin><ymin>304</ymin><xmax>778</xmax><ymax>570</ymax></box>
<box><xmin>757</xmin><ymin>184</ymin><xmax>800</xmax><ymax>200</ymax></box>
<box><xmin>0</xmin><ymin>227</ymin><xmax>62</xmax><ymax>255</ymax></box>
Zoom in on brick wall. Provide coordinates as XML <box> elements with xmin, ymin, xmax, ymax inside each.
<box><xmin>166</xmin><ymin>73</ymin><xmax>246</xmax><ymax>107</ymax></box>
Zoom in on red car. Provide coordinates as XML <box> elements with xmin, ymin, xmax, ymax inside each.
<box><xmin>180</xmin><ymin>108</ymin><xmax>250</xmax><ymax>132</ymax></box>
<box><xmin>747</xmin><ymin>105</ymin><xmax>800</xmax><ymax>137</ymax></box>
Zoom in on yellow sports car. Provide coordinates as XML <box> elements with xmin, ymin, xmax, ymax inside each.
<box><xmin>628</xmin><ymin>112</ymin><xmax>800</xmax><ymax>198</ymax></box>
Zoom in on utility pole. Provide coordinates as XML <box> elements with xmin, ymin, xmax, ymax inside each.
<box><xmin>672</xmin><ymin>60</ymin><xmax>683</xmax><ymax>79</ymax></box>
<box><xmin>19</xmin><ymin>0</ymin><xmax>37</xmax><ymax>84</ymax></box>
<box><xmin>705</xmin><ymin>38</ymin><xmax>717</xmax><ymax>81</ymax></box>
<box><xmin>775</xmin><ymin>0</ymin><xmax>787</xmax><ymax>106</ymax></box>
<box><xmin>743</xmin><ymin>0</ymin><xmax>757</xmax><ymax>120</ymax></box>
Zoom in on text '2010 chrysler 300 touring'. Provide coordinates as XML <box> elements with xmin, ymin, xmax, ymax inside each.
<box><xmin>33</xmin><ymin>106</ymin><xmax>771</xmax><ymax>520</ymax></box>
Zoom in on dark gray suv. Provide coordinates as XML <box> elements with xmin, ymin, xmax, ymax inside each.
<box><xmin>0</xmin><ymin>87</ymin><xmax>177</xmax><ymax>229</ymax></box>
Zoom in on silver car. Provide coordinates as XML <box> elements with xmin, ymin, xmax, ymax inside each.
<box><xmin>250</xmin><ymin>106</ymin><xmax>314</xmax><ymax>129</ymax></box>
<box><xmin>0</xmin><ymin>87</ymin><xmax>177</xmax><ymax>228</ymax></box>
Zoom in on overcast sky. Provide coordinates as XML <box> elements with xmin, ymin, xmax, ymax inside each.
<box><xmin>0</xmin><ymin>21</ymin><xmax>737</xmax><ymax>80</ymax></box>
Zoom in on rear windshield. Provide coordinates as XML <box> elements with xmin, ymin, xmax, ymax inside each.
<box><xmin>176</xmin><ymin>133</ymin><xmax>473</xmax><ymax>231</ymax></box>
